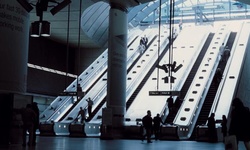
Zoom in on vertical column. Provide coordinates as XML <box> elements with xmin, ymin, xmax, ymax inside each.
<box><xmin>0</xmin><ymin>0</ymin><xmax>29</xmax><ymax>93</ymax></box>
<box><xmin>0</xmin><ymin>1</ymin><xmax>29</xmax><ymax>146</ymax></box>
<box><xmin>101</xmin><ymin>3</ymin><xmax>127</xmax><ymax>139</ymax></box>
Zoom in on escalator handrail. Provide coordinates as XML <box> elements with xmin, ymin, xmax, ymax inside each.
<box><xmin>213</xmin><ymin>22</ymin><xmax>250</xmax><ymax>122</ymax></box>
<box><xmin>174</xmin><ymin>25</ymin><xmax>231</xmax><ymax>139</ymax></box>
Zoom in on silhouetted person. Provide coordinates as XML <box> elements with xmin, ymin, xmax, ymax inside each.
<box><xmin>207</xmin><ymin>113</ymin><xmax>217</xmax><ymax>143</ymax></box>
<box><xmin>178</xmin><ymin>20</ymin><xmax>183</xmax><ymax>31</ymax></box>
<box><xmin>31</xmin><ymin>102</ymin><xmax>39</xmax><ymax>145</ymax></box>
<box><xmin>21</xmin><ymin>104</ymin><xmax>36</xmax><ymax>147</ymax></box>
<box><xmin>229</xmin><ymin>98</ymin><xmax>250</xmax><ymax>149</ymax></box>
<box><xmin>77</xmin><ymin>84</ymin><xmax>83</xmax><ymax>100</ymax></box>
<box><xmin>174</xmin><ymin>97</ymin><xmax>182</xmax><ymax>113</ymax></box>
<box><xmin>167</xmin><ymin>96</ymin><xmax>174</xmax><ymax>114</ymax></box>
<box><xmin>77</xmin><ymin>107</ymin><xmax>86</xmax><ymax>124</ymax></box>
<box><xmin>219</xmin><ymin>43</ymin><xmax>225</xmax><ymax>60</ymax></box>
<box><xmin>213</xmin><ymin>68</ymin><xmax>222</xmax><ymax>86</ymax></box>
<box><xmin>140</xmin><ymin>37</ymin><xmax>144</xmax><ymax>46</ymax></box>
<box><xmin>142</xmin><ymin>110</ymin><xmax>153</xmax><ymax>143</ymax></box>
<box><xmin>221</xmin><ymin>115</ymin><xmax>227</xmax><ymax>142</ymax></box>
<box><xmin>222</xmin><ymin>49</ymin><xmax>230</xmax><ymax>62</ymax></box>
<box><xmin>153</xmin><ymin>113</ymin><xmax>163</xmax><ymax>140</ymax></box>
<box><xmin>86</xmin><ymin>97</ymin><xmax>93</xmax><ymax>117</ymax></box>
<box><xmin>143</xmin><ymin>35</ymin><xmax>148</xmax><ymax>48</ymax></box>
<box><xmin>139</xmin><ymin>43</ymin><xmax>146</xmax><ymax>54</ymax></box>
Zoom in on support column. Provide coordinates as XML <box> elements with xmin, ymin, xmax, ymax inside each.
<box><xmin>0</xmin><ymin>1</ymin><xmax>29</xmax><ymax>147</ymax></box>
<box><xmin>0</xmin><ymin>0</ymin><xmax>29</xmax><ymax>93</ymax></box>
<box><xmin>101</xmin><ymin>3</ymin><xmax>127</xmax><ymax>139</ymax></box>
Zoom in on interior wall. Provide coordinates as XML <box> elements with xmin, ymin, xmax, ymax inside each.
<box><xmin>28</xmin><ymin>37</ymin><xmax>104</xmax><ymax>96</ymax></box>
<box><xmin>77</xmin><ymin>47</ymin><xmax>106</xmax><ymax>72</ymax></box>
<box><xmin>28</xmin><ymin>37</ymin><xmax>76</xmax><ymax>96</ymax></box>
<box><xmin>28</xmin><ymin>37</ymin><xmax>76</xmax><ymax>74</ymax></box>
<box><xmin>236</xmin><ymin>36</ymin><xmax>250</xmax><ymax>107</ymax></box>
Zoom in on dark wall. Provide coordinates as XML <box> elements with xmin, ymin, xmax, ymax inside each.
<box><xmin>27</xmin><ymin>68</ymin><xmax>74</xmax><ymax>96</ymax></box>
<box><xmin>28</xmin><ymin>37</ymin><xmax>75</xmax><ymax>73</ymax></box>
<box><xmin>27</xmin><ymin>37</ymin><xmax>76</xmax><ymax>96</ymax></box>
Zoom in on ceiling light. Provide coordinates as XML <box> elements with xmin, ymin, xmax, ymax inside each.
<box><xmin>50</xmin><ymin>0</ymin><xmax>71</xmax><ymax>15</ymax></box>
<box><xmin>30</xmin><ymin>21</ymin><xmax>51</xmax><ymax>37</ymax></box>
<box><xmin>16</xmin><ymin>0</ymin><xmax>33</xmax><ymax>13</ymax></box>
<box><xmin>30</xmin><ymin>21</ymin><xmax>40</xmax><ymax>37</ymax></box>
<box><xmin>41</xmin><ymin>21</ymin><xmax>50</xmax><ymax>37</ymax></box>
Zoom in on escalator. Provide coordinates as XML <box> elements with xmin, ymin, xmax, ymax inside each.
<box><xmin>190</xmin><ymin>32</ymin><xmax>237</xmax><ymax>140</ymax></box>
<box><xmin>79</xmin><ymin>35</ymin><xmax>158</xmax><ymax>122</ymax></box>
<box><xmin>126</xmin><ymin>38</ymin><xmax>174</xmax><ymax>110</ymax></box>
<box><xmin>40</xmin><ymin>31</ymin><xmax>142</xmax><ymax>123</ymax></box>
<box><xmin>165</xmin><ymin>33</ymin><xmax>215</xmax><ymax>124</ymax></box>
<box><xmin>57</xmin><ymin>35</ymin><xmax>144</xmax><ymax>122</ymax></box>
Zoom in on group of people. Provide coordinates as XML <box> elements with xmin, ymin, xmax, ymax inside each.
<box><xmin>139</xmin><ymin>35</ymin><xmax>148</xmax><ymax>54</ymax></box>
<box><xmin>19</xmin><ymin>102</ymin><xmax>40</xmax><ymax>147</ymax></box>
<box><xmin>207</xmin><ymin>98</ymin><xmax>250</xmax><ymax>150</ymax></box>
<box><xmin>141</xmin><ymin>110</ymin><xmax>164</xmax><ymax>143</ymax></box>
<box><xmin>76</xmin><ymin>97</ymin><xmax>94</xmax><ymax>123</ymax></box>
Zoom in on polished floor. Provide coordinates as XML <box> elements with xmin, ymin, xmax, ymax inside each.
<box><xmin>3</xmin><ymin>136</ymin><xmax>248</xmax><ymax>150</ymax></box>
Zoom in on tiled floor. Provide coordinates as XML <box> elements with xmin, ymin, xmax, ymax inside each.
<box><xmin>3</xmin><ymin>136</ymin><xmax>248</xmax><ymax>150</ymax></box>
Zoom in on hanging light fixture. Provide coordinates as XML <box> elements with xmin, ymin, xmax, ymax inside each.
<box><xmin>17</xmin><ymin>0</ymin><xmax>71</xmax><ymax>37</ymax></box>
<box><xmin>30</xmin><ymin>20</ymin><xmax>51</xmax><ymax>37</ymax></box>
<box><xmin>41</xmin><ymin>21</ymin><xmax>51</xmax><ymax>37</ymax></box>
<box><xmin>30</xmin><ymin>21</ymin><xmax>40</xmax><ymax>37</ymax></box>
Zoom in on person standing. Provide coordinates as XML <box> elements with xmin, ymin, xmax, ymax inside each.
<box><xmin>153</xmin><ymin>113</ymin><xmax>164</xmax><ymax>140</ymax></box>
<box><xmin>167</xmin><ymin>96</ymin><xmax>174</xmax><ymax>115</ymax></box>
<box><xmin>178</xmin><ymin>20</ymin><xmax>183</xmax><ymax>31</ymax></box>
<box><xmin>21</xmin><ymin>104</ymin><xmax>37</xmax><ymax>147</ymax></box>
<box><xmin>219</xmin><ymin>43</ymin><xmax>225</xmax><ymax>60</ymax></box>
<box><xmin>221</xmin><ymin>115</ymin><xmax>227</xmax><ymax>142</ymax></box>
<box><xmin>142</xmin><ymin>110</ymin><xmax>153</xmax><ymax>143</ymax></box>
<box><xmin>207</xmin><ymin>113</ymin><xmax>217</xmax><ymax>143</ymax></box>
<box><xmin>143</xmin><ymin>35</ymin><xmax>148</xmax><ymax>48</ymax></box>
<box><xmin>31</xmin><ymin>102</ymin><xmax>39</xmax><ymax>145</ymax></box>
<box><xmin>139</xmin><ymin>37</ymin><xmax>144</xmax><ymax>46</ymax></box>
<box><xmin>222</xmin><ymin>49</ymin><xmax>231</xmax><ymax>62</ymax></box>
<box><xmin>86</xmin><ymin>97</ymin><xmax>93</xmax><ymax>117</ymax></box>
<box><xmin>229</xmin><ymin>98</ymin><xmax>250</xmax><ymax>149</ymax></box>
<box><xmin>77</xmin><ymin>107</ymin><xmax>86</xmax><ymax>124</ymax></box>
<box><xmin>213</xmin><ymin>68</ymin><xmax>222</xmax><ymax>87</ymax></box>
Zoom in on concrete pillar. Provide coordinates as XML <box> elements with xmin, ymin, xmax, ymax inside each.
<box><xmin>0</xmin><ymin>0</ymin><xmax>29</xmax><ymax>147</ymax></box>
<box><xmin>0</xmin><ymin>0</ymin><xmax>30</xmax><ymax>93</ymax></box>
<box><xmin>101</xmin><ymin>3</ymin><xmax>127</xmax><ymax>139</ymax></box>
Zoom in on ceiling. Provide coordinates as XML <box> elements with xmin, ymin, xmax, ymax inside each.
<box><xmin>29</xmin><ymin>0</ymin><xmax>98</xmax><ymax>48</ymax></box>
<box><xmin>28</xmin><ymin>0</ymin><xmax>250</xmax><ymax>49</ymax></box>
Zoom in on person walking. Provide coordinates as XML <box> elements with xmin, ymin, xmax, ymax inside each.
<box><xmin>21</xmin><ymin>104</ymin><xmax>37</xmax><ymax>147</ymax></box>
<box><xmin>153</xmin><ymin>113</ymin><xmax>164</xmax><ymax>140</ymax></box>
<box><xmin>31</xmin><ymin>102</ymin><xmax>39</xmax><ymax>145</ymax></box>
<box><xmin>142</xmin><ymin>110</ymin><xmax>153</xmax><ymax>143</ymax></box>
<box><xmin>207</xmin><ymin>113</ymin><xmax>217</xmax><ymax>143</ymax></box>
